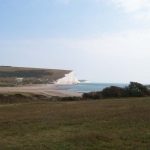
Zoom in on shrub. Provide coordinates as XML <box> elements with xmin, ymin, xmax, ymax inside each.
<box><xmin>83</xmin><ymin>92</ymin><xmax>102</xmax><ymax>99</ymax></box>
<box><xmin>82</xmin><ymin>82</ymin><xmax>150</xmax><ymax>99</ymax></box>
<box><xmin>102</xmin><ymin>86</ymin><xmax>126</xmax><ymax>98</ymax></box>
<box><xmin>126</xmin><ymin>82</ymin><xmax>150</xmax><ymax>97</ymax></box>
<box><xmin>60</xmin><ymin>97</ymin><xmax>81</xmax><ymax>101</ymax></box>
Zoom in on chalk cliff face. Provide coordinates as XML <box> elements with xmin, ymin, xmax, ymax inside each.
<box><xmin>55</xmin><ymin>72</ymin><xmax>80</xmax><ymax>85</ymax></box>
<box><xmin>0</xmin><ymin>66</ymin><xmax>80</xmax><ymax>86</ymax></box>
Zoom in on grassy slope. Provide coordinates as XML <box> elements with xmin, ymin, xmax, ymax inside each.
<box><xmin>0</xmin><ymin>98</ymin><xmax>150</xmax><ymax>150</ymax></box>
<box><xmin>0</xmin><ymin>66</ymin><xmax>71</xmax><ymax>85</ymax></box>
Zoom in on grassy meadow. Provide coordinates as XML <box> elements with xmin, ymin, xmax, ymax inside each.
<box><xmin>0</xmin><ymin>97</ymin><xmax>150</xmax><ymax>150</ymax></box>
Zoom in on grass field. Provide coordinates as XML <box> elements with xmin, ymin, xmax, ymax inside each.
<box><xmin>0</xmin><ymin>98</ymin><xmax>150</xmax><ymax>150</ymax></box>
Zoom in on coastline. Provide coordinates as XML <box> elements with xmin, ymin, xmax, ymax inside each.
<box><xmin>0</xmin><ymin>84</ymin><xmax>82</xmax><ymax>97</ymax></box>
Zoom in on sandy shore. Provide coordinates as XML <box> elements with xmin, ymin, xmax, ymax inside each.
<box><xmin>0</xmin><ymin>84</ymin><xmax>82</xmax><ymax>97</ymax></box>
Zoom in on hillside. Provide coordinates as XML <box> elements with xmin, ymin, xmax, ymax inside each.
<box><xmin>0</xmin><ymin>66</ymin><xmax>71</xmax><ymax>86</ymax></box>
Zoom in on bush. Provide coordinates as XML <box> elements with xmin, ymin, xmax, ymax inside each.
<box><xmin>126</xmin><ymin>82</ymin><xmax>150</xmax><ymax>97</ymax></box>
<box><xmin>82</xmin><ymin>82</ymin><xmax>150</xmax><ymax>99</ymax></box>
<box><xmin>102</xmin><ymin>86</ymin><xmax>126</xmax><ymax>98</ymax></box>
<box><xmin>83</xmin><ymin>92</ymin><xmax>102</xmax><ymax>99</ymax></box>
<box><xmin>60</xmin><ymin>97</ymin><xmax>81</xmax><ymax>101</ymax></box>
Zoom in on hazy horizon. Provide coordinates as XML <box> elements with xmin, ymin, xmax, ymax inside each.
<box><xmin>1</xmin><ymin>0</ymin><xmax>150</xmax><ymax>84</ymax></box>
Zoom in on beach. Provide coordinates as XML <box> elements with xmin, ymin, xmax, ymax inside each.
<box><xmin>0</xmin><ymin>84</ymin><xmax>82</xmax><ymax>97</ymax></box>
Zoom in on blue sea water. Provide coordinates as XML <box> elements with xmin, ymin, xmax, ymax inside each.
<box><xmin>57</xmin><ymin>83</ymin><xmax>128</xmax><ymax>93</ymax></box>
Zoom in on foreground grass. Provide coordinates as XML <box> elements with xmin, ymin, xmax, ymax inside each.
<box><xmin>0</xmin><ymin>98</ymin><xmax>150</xmax><ymax>150</ymax></box>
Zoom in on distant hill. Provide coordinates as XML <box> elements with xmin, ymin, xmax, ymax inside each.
<box><xmin>0</xmin><ymin>66</ymin><xmax>71</xmax><ymax>86</ymax></box>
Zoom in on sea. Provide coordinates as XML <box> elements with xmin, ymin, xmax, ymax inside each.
<box><xmin>57</xmin><ymin>83</ymin><xmax>128</xmax><ymax>93</ymax></box>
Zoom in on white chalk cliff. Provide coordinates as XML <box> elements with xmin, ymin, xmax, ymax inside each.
<box><xmin>55</xmin><ymin>71</ymin><xmax>80</xmax><ymax>85</ymax></box>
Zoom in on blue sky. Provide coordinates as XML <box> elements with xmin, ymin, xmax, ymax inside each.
<box><xmin>0</xmin><ymin>0</ymin><xmax>150</xmax><ymax>83</ymax></box>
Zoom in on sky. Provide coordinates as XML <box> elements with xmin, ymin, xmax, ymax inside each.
<box><xmin>0</xmin><ymin>0</ymin><xmax>150</xmax><ymax>83</ymax></box>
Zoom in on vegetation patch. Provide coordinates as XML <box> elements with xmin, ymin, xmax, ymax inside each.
<box><xmin>83</xmin><ymin>82</ymin><xmax>150</xmax><ymax>99</ymax></box>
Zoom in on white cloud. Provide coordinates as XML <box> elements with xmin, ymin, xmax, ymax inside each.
<box><xmin>111</xmin><ymin>0</ymin><xmax>150</xmax><ymax>20</ymax></box>
<box><xmin>56</xmin><ymin>0</ymin><xmax>150</xmax><ymax>20</ymax></box>
<box><xmin>112</xmin><ymin>0</ymin><xmax>146</xmax><ymax>12</ymax></box>
<box><xmin>13</xmin><ymin>0</ymin><xmax>150</xmax><ymax>20</ymax></box>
